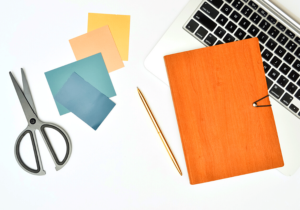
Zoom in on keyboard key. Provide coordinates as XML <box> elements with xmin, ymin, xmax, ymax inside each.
<box><xmin>268</xmin><ymin>27</ymin><xmax>280</xmax><ymax>38</ymax></box>
<box><xmin>259</xmin><ymin>20</ymin><xmax>271</xmax><ymax>32</ymax></box>
<box><xmin>280</xmin><ymin>93</ymin><xmax>293</xmax><ymax>106</ymax></box>
<box><xmin>230</xmin><ymin>11</ymin><xmax>242</xmax><ymax>22</ymax></box>
<box><xmin>214</xmin><ymin>26</ymin><xmax>227</xmax><ymax>38</ymax></box>
<box><xmin>232</xmin><ymin>0</ymin><xmax>244</xmax><ymax>10</ymax></box>
<box><xmin>201</xmin><ymin>2</ymin><xmax>220</xmax><ymax>19</ymax></box>
<box><xmin>186</xmin><ymin>19</ymin><xmax>199</xmax><ymax>33</ymax></box>
<box><xmin>225</xmin><ymin>0</ymin><xmax>233</xmax><ymax>3</ymax></box>
<box><xmin>286</xmin><ymin>83</ymin><xmax>298</xmax><ymax>94</ymax></box>
<box><xmin>276</xmin><ymin>22</ymin><xmax>286</xmax><ymax>32</ymax></box>
<box><xmin>266</xmin><ymin>39</ymin><xmax>277</xmax><ymax>51</ymax></box>
<box><xmin>248</xmin><ymin>25</ymin><xmax>259</xmax><ymax>36</ymax></box>
<box><xmin>204</xmin><ymin>33</ymin><xmax>218</xmax><ymax>46</ymax></box>
<box><xmin>221</xmin><ymin>4</ymin><xmax>233</xmax><ymax>16</ymax></box>
<box><xmin>277</xmin><ymin>75</ymin><xmax>289</xmax><ymax>87</ymax></box>
<box><xmin>248</xmin><ymin>1</ymin><xmax>258</xmax><ymax>10</ymax></box>
<box><xmin>289</xmin><ymin>104</ymin><xmax>299</xmax><ymax>113</ymax></box>
<box><xmin>296</xmin><ymin>37</ymin><xmax>300</xmax><ymax>45</ymax></box>
<box><xmin>262</xmin><ymin>49</ymin><xmax>273</xmax><ymax>61</ymax></box>
<box><xmin>267</xmin><ymin>15</ymin><xmax>277</xmax><ymax>24</ymax></box>
<box><xmin>241</xmin><ymin>5</ymin><xmax>253</xmax><ymax>17</ymax></box>
<box><xmin>286</xmin><ymin>40</ymin><xmax>297</xmax><ymax>53</ymax></box>
<box><xmin>216</xmin><ymin>40</ymin><xmax>224</xmax><ymax>45</ymax></box>
<box><xmin>275</xmin><ymin>46</ymin><xmax>286</xmax><ymax>58</ymax></box>
<box><xmin>270</xmin><ymin>56</ymin><xmax>282</xmax><ymax>68</ymax></box>
<box><xmin>259</xmin><ymin>44</ymin><xmax>264</xmax><ymax>52</ymax></box>
<box><xmin>250</xmin><ymin>12</ymin><xmax>262</xmax><ymax>24</ymax></box>
<box><xmin>239</xmin><ymin>18</ymin><xmax>251</xmax><ymax>30</ymax></box>
<box><xmin>288</xmin><ymin>70</ymin><xmax>300</xmax><ymax>82</ymax></box>
<box><xmin>207</xmin><ymin>0</ymin><xmax>224</xmax><ymax>8</ymax></box>
<box><xmin>270</xmin><ymin>84</ymin><xmax>284</xmax><ymax>99</ymax></box>
<box><xmin>284</xmin><ymin>53</ymin><xmax>295</xmax><ymax>64</ymax></box>
<box><xmin>266</xmin><ymin>77</ymin><xmax>273</xmax><ymax>89</ymax></box>
<box><xmin>223</xmin><ymin>33</ymin><xmax>235</xmax><ymax>43</ymax></box>
<box><xmin>263</xmin><ymin>62</ymin><xmax>271</xmax><ymax>73</ymax></box>
<box><xmin>242</xmin><ymin>0</ymin><xmax>249</xmax><ymax>2</ymax></box>
<box><xmin>293</xmin><ymin>60</ymin><xmax>300</xmax><ymax>71</ymax></box>
<box><xmin>286</xmin><ymin>29</ymin><xmax>295</xmax><ymax>39</ymax></box>
<box><xmin>268</xmin><ymin>69</ymin><xmax>280</xmax><ymax>80</ymax></box>
<box><xmin>277</xmin><ymin>33</ymin><xmax>288</xmax><ymax>45</ymax></box>
<box><xmin>245</xmin><ymin>35</ymin><xmax>252</xmax><ymax>39</ymax></box>
<box><xmin>295</xmin><ymin>48</ymin><xmax>300</xmax><ymax>59</ymax></box>
<box><xmin>234</xmin><ymin>28</ymin><xmax>246</xmax><ymax>40</ymax></box>
<box><xmin>195</xmin><ymin>26</ymin><xmax>209</xmax><ymax>39</ymax></box>
<box><xmin>216</xmin><ymin>14</ymin><xmax>229</xmax><ymax>26</ymax></box>
<box><xmin>258</xmin><ymin>8</ymin><xmax>268</xmax><ymax>17</ymax></box>
<box><xmin>279</xmin><ymin>63</ymin><xmax>291</xmax><ymax>75</ymax></box>
<box><xmin>298</xmin><ymin>79</ymin><xmax>300</xmax><ymax>87</ymax></box>
<box><xmin>225</xmin><ymin>21</ymin><xmax>237</xmax><ymax>33</ymax></box>
<box><xmin>295</xmin><ymin>89</ymin><xmax>300</xmax><ymax>101</ymax></box>
<box><xmin>257</xmin><ymin>32</ymin><xmax>269</xmax><ymax>44</ymax></box>
<box><xmin>194</xmin><ymin>11</ymin><xmax>217</xmax><ymax>31</ymax></box>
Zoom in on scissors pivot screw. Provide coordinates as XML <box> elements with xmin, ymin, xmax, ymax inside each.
<box><xmin>30</xmin><ymin>118</ymin><xmax>36</xmax><ymax>124</ymax></box>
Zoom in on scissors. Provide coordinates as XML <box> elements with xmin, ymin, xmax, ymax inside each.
<box><xmin>10</xmin><ymin>69</ymin><xmax>72</xmax><ymax>176</ymax></box>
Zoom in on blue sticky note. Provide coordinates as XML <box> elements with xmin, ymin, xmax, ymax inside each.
<box><xmin>45</xmin><ymin>53</ymin><xmax>116</xmax><ymax>115</ymax></box>
<box><xmin>55</xmin><ymin>73</ymin><xmax>116</xmax><ymax>130</ymax></box>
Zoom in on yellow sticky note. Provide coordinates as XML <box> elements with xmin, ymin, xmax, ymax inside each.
<box><xmin>88</xmin><ymin>13</ymin><xmax>130</xmax><ymax>61</ymax></box>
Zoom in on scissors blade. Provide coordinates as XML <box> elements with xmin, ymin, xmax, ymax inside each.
<box><xmin>21</xmin><ymin>68</ymin><xmax>37</xmax><ymax>116</ymax></box>
<box><xmin>10</xmin><ymin>72</ymin><xmax>37</xmax><ymax>123</ymax></box>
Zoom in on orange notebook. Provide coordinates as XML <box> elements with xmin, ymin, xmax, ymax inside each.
<box><xmin>164</xmin><ymin>38</ymin><xmax>284</xmax><ymax>185</ymax></box>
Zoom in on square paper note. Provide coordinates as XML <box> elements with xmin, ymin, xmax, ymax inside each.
<box><xmin>88</xmin><ymin>13</ymin><xmax>131</xmax><ymax>61</ymax></box>
<box><xmin>55</xmin><ymin>73</ymin><xmax>116</xmax><ymax>130</ymax></box>
<box><xmin>45</xmin><ymin>53</ymin><xmax>116</xmax><ymax>115</ymax></box>
<box><xmin>69</xmin><ymin>25</ymin><xmax>124</xmax><ymax>73</ymax></box>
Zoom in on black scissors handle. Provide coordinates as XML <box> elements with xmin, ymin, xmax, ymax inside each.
<box><xmin>15</xmin><ymin>128</ymin><xmax>46</xmax><ymax>175</ymax></box>
<box><xmin>14</xmin><ymin>122</ymin><xmax>72</xmax><ymax>175</ymax></box>
<box><xmin>40</xmin><ymin>123</ymin><xmax>72</xmax><ymax>171</ymax></box>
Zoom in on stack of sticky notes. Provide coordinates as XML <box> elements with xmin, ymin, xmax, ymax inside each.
<box><xmin>45</xmin><ymin>13</ymin><xmax>131</xmax><ymax>130</ymax></box>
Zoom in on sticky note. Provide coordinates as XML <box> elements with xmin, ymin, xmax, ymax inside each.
<box><xmin>45</xmin><ymin>53</ymin><xmax>116</xmax><ymax>115</ymax></box>
<box><xmin>55</xmin><ymin>73</ymin><xmax>116</xmax><ymax>130</ymax></box>
<box><xmin>69</xmin><ymin>25</ymin><xmax>124</xmax><ymax>73</ymax></box>
<box><xmin>88</xmin><ymin>13</ymin><xmax>130</xmax><ymax>61</ymax></box>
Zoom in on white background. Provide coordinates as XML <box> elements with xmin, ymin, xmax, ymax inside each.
<box><xmin>1</xmin><ymin>0</ymin><xmax>300</xmax><ymax>209</ymax></box>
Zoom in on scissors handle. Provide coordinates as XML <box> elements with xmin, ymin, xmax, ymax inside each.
<box><xmin>15</xmin><ymin>129</ymin><xmax>46</xmax><ymax>175</ymax></box>
<box><xmin>14</xmin><ymin>123</ymin><xmax>72</xmax><ymax>175</ymax></box>
<box><xmin>40</xmin><ymin>123</ymin><xmax>72</xmax><ymax>171</ymax></box>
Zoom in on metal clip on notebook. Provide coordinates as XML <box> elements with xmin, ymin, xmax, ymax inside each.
<box><xmin>253</xmin><ymin>95</ymin><xmax>272</xmax><ymax>108</ymax></box>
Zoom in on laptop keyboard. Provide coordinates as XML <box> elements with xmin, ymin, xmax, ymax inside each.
<box><xmin>184</xmin><ymin>0</ymin><xmax>300</xmax><ymax>119</ymax></box>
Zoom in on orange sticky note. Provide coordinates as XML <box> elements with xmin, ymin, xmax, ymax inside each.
<box><xmin>69</xmin><ymin>25</ymin><xmax>124</xmax><ymax>73</ymax></box>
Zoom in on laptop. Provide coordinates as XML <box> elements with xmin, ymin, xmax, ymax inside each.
<box><xmin>145</xmin><ymin>0</ymin><xmax>300</xmax><ymax>176</ymax></box>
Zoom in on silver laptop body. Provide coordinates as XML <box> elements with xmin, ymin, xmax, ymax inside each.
<box><xmin>145</xmin><ymin>0</ymin><xmax>300</xmax><ymax>176</ymax></box>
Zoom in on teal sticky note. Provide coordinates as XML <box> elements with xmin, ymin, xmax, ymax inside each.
<box><xmin>55</xmin><ymin>73</ymin><xmax>116</xmax><ymax>130</ymax></box>
<box><xmin>45</xmin><ymin>53</ymin><xmax>116</xmax><ymax>115</ymax></box>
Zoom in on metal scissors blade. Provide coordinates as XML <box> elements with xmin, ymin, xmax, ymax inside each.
<box><xmin>21</xmin><ymin>68</ymin><xmax>37</xmax><ymax>115</ymax></box>
<box><xmin>10</xmin><ymin>70</ymin><xmax>37</xmax><ymax>123</ymax></box>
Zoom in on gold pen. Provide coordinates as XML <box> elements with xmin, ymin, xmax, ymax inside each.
<box><xmin>137</xmin><ymin>87</ymin><xmax>182</xmax><ymax>176</ymax></box>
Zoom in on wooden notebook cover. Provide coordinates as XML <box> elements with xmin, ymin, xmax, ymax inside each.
<box><xmin>164</xmin><ymin>38</ymin><xmax>284</xmax><ymax>185</ymax></box>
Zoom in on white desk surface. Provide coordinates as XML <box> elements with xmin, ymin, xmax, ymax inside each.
<box><xmin>1</xmin><ymin>0</ymin><xmax>300</xmax><ymax>209</ymax></box>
